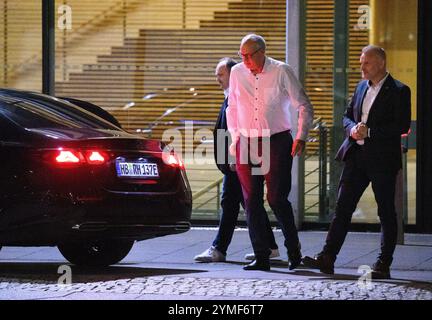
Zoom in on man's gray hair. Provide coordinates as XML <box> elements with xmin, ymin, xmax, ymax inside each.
<box><xmin>362</xmin><ymin>45</ymin><xmax>386</xmax><ymax>61</ymax></box>
<box><xmin>241</xmin><ymin>34</ymin><xmax>266</xmax><ymax>51</ymax></box>
<box><xmin>217</xmin><ymin>57</ymin><xmax>238</xmax><ymax>72</ymax></box>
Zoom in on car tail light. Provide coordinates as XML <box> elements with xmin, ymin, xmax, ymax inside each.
<box><xmin>55</xmin><ymin>150</ymin><xmax>81</xmax><ymax>163</ymax></box>
<box><xmin>85</xmin><ymin>151</ymin><xmax>106</xmax><ymax>164</ymax></box>
<box><xmin>49</xmin><ymin>148</ymin><xmax>108</xmax><ymax>166</ymax></box>
<box><xmin>164</xmin><ymin>153</ymin><xmax>185</xmax><ymax>170</ymax></box>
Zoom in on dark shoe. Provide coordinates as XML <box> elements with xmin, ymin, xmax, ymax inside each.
<box><xmin>288</xmin><ymin>250</ymin><xmax>302</xmax><ymax>270</ymax></box>
<box><xmin>371</xmin><ymin>259</ymin><xmax>391</xmax><ymax>279</ymax></box>
<box><xmin>302</xmin><ymin>253</ymin><xmax>335</xmax><ymax>274</ymax></box>
<box><xmin>243</xmin><ymin>259</ymin><xmax>270</xmax><ymax>271</ymax></box>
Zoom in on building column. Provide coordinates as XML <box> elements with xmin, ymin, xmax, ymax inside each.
<box><xmin>416</xmin><ymin>0</ymin><xmax>432</xmax><ymax>232</ymax></box>
<box><xmin>42</xmin><ymin>0</ymin><xmax>55</xmax><ymax>95</ymax></box>
<box><xmin>329</xmin><ymin>0</ymin><xmax>349</xmax><ymax>215</ymax></box>
<box><xmin>286</xmin><ymin>0</ymin><xmax>303</xmax><ymax>228</ymax></box>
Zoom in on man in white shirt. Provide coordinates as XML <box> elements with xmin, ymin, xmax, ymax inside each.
<box><xmin>226</xmin><ymin>34</ymin><xmax>314</xmax><ymax>271</ymax></box>
<box><xmin>303</xmin><ymin>45</ymin><xmax>411</xmax><ymax>279</ymax></box>
<box><xmin>194</xmin><ymin>57</ymin><xmax>280</xmax><ymax>263</ymax></box>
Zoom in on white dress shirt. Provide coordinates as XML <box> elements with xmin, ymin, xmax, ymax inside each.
<box><xmin>353</xmin><ymin>72</ymin><xmax>389</xmax><ymax>145</ymax></box>
<box><xmin>223</xmin><ymin>89</ymin><xmax>229</xmax><ymax>99</ymax></box>
<box><xmin>226</xmin><ymin>57</ymin><xmax>314</xmax><ymax>144</ymax></box>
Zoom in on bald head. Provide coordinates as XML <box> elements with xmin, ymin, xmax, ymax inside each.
<box><xmin>239</xmin><ymin>34</ymin><xmax>266</xmax><ymax>74</ymax></box>
<box><xmin>362</xmin><ymin>45</ymin><xmax>386</xmax><ymax>62</ymax></box>
<box><xmin>360</xmin><ymin>45</ymin><xmax>387</xmax><ymax>85</ymax></box>
<box><xmin>240</xmin><ymin>34</ymin><xmax>266</xmax><ymax>51</ymax></box>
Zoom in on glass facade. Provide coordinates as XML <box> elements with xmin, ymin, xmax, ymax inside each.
<box><xmin>1</xmin><ymin>0</ymin><xmax>42</xmax><ymax>91</ymax></box>
<box><xmin>0</xmin><ymin>0</ymin><xmax>420</xmax><ymax>227</ymax></box>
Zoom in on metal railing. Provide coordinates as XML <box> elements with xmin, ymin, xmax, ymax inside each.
<box><xmin>304</xmin><ymin>118</ymin><xmax>329</xmax><ymax>220</ymax></box>
<box><xmin>190</xmin><ymin>118</ymin><xmax>330</xmax><ymax>223</ymax></box>
<box><xmin>192</xmin><ymin>177</ymin><xmax>224</xmax><ymax>213</ymax></box>
<box><xmin>188</xmin><ymin>119</ymin><xmax>411</xmax><ymax>232</ymax></box>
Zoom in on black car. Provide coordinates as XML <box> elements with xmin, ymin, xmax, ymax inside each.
<box><xmin>0</xmin><ymin>89</ymin><xmax>192</xmax><ymax>267</ymax></box>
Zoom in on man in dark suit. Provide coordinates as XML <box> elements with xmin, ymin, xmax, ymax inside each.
<box><xmin>194</xmin><ymin>57</ymin><xmax>279</xmax><ymax>262</ymax></box>
<box><xmin>303</xmin><ymin>45</ymin><xmax>411</xmax><ymax>279</ymax></box>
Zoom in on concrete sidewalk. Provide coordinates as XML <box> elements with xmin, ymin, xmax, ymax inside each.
<box><xmin>0</xmin><ymin>228</ymin><xmax>431</xmax><ymax>300</ymax></box>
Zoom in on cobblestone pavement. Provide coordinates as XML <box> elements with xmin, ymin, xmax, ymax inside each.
<box><xmin>1</xmin><ymin>274</ymin><xmax>432</xmax><ymax>300</ymax></box>
<box><xmin>1</xmin><ymin>230</ymin><xmax>431</xmax><ymax>300</ymax></box>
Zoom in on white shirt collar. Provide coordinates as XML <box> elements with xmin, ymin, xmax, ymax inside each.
<box><xmin>368</xmin><ymin>72</ymin><xmax>389</xmax><ymax>89</ymax></box>
<box><xmin>223</xmin><ymin>89</ymin><xmax>229</xmax><ymax>99</ymax></box>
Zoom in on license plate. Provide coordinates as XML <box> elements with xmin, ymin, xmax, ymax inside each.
<box><xmin>116</xmin><ymin>162</ymin><xmax>159</xmax><ymax>178</ymax></box>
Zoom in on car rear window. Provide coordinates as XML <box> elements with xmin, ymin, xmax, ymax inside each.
<box><xmin>0</xmin><ymin>98</ymin><xmax>119</xmax><ymax>130</ymax></box>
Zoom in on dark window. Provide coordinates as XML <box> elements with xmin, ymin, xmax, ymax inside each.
<box><xmin>0</xmin><ymin>98</ymin><xmax>119</xmax><ymax>130</ymax></box>
<box><xmin>59</xmin><ymin>97</ymin><xmax>122</xmax><ymax>128</ymax></box>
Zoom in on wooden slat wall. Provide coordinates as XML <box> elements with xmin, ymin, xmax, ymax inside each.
<box><xmin>1</xmin><ymin>0</ymin><xmax>371</xmax><ymax>140</ymax></box>
<box><xmin>1</xmin><ymin>0</ymin><xmax>243</xmax><ymax>87</ymax></box>
<box><xmin>1</xmin><ymin>0</ymin><xmax>125</xmax><ymax>90</ymax></box>
<box><xmin>0</xmin><ymin>0</ymin><xmax>42</xmax><ymax>91</ymax></box>
<box><xmin>2</xmin><ymin>0</ymin><xmax>290</xmax><ymax>150</ymax></box>
<box><xmin>0</xmin><ymin>1</ymin><xmax>5</xmax><ymax>85</ymax></box>
<box><xmin>348</xmin><ymin>0</ymin><xmax>370</xmax><ymax>95</ymax></box>
<box><xmin>304</xmin><ymin>0</ymin><xmax>369</xmax><ymax>142</ymax></box>
<box><xmin>304</xmin><ymin>0</ymin><xmax>335</xmax><ymax>128</ymax></box>
<box><xmin>1</xmin><ymin>0</ymin><xmax>371</xmax><ymax>153</ymax></box>
<box><xmin>54</xmin><ymin>0</ymin><xmax>286</xmax><ymax>143</ymax></box>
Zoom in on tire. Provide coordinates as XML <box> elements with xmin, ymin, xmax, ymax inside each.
<box><xmin>58</xmin><ymin>239</ymin><xmax>134</xmax><ymax>267</ymax></box>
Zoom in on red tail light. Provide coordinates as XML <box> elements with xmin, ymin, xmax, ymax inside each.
<box><xmin>86</xmin><ymin>151</ymin><xmax>106</xmax><ymax>164</ymax></box>
<box><xmin>49</xmin><ymin>149</ymin><xmax>107</xmax><ymax>166</ymax></box>
<box><xmin>165</xmin><ymin>153</ymin><xmax>185</xmax><ymax>169</ymax></box>
<box><xmin>55</xmin><ymin>150</ymin><xmax>81</xmax><ymax>163</ymax></box>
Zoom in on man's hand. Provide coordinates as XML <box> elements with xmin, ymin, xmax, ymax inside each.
<box><xmin>229</xmin><ymin>142</ymin><xmax>236</xmax><ymax>157</ymax></box>
<box><xmin>292</xmin><ymin>139</ymin><xmax>305</xmax><ymax>157</ymax></box>
<box><xmin>351</xmin><ymin>122</ymin><xmax>368</xmax><ymax>140</ymax></box>
<box><xmin>356</xmin><ymin>122</ymin><xmax>368</xmax><ymax>138</ymax></box>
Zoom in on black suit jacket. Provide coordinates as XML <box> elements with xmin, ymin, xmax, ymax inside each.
<box><xmin>335</xmin><ymin>74</ymin><xmax>411</xmax><ymax>172</ymax></box>
<box><xmin>213</xmin><ymin>98</ymin><xmax>232</xmax><ymax>174</ymax></box>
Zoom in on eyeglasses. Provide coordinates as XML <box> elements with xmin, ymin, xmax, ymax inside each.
<box><xmin>237</xmin><ymin>47</ymin><xmax>262</xmax><ymax>60</ymax></box>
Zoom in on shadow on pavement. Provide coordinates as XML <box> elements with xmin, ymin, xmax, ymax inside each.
<box><xmin>0</xmin><ymin>262</ymin><xmax>206</xmax><ymax>283</ymax></box>
<box><xmin>287</xmin><ymin>269</ymin><xmax>432</xmax><ymax>291</ymax></box>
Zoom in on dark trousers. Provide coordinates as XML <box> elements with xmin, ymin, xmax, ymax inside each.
<box><xmin>323</xmin><ymin>146</ymin><xmax>398</xmax><ymax>265</ymax></box>
<box><xmin>235</xmin><ymin>130</ymin><xmax>300</xmax><ymax>259</ymax></box>
<box><xmin>212</xmin><ymin>171</ymin><xmax>278</xmax><ymax>255</ymax></box>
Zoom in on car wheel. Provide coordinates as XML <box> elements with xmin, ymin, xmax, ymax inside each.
<box><xmin>58</xmin><ymin>240</ymin><xmax>134</xmax><ymax>267</ymax></box>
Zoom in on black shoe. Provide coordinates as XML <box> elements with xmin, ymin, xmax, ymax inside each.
<box><xmin>302</xmin><ymin>253</ymin><xmax>335</xmax><ymax>274</ymax></box>
<box><xmin>243</xmin><ymin>259</ymin><xmax>270</xmax><ymax>271</ymax></box>
<box><xmin>371</xmin><ymin>259</ymin><xmax>391</xmax><ymax>279</ymax></box>
<box><xmin>288</xmin><ymin>250</ymin><xmax>302</xmax><ymax>270</ymax></box>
